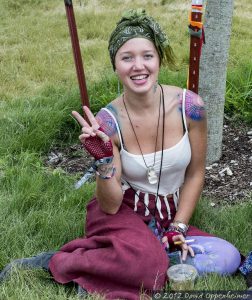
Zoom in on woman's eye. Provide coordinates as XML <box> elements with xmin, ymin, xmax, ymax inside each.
<box><xmin>122</xmin><ymin>56</ymin><xmax>132</xmax><ymax>62</ymax></box>
<box><xmin>144</xmin><ymin>54</ymin><xmax>153</xmax><ymax>59</ymax></box>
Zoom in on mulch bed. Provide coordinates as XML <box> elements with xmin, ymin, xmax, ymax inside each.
<box><xmin>203</xmin><ymin>117</ymin><xmax>251</xmax><ymax>205</ymax></box>
<box><xmin>45</xmin><ymin>117</ymin><xmax>252</xmax><ymax>206</ymax></box>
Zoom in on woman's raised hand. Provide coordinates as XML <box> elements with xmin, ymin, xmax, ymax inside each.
<box><xmin>72</xmin><ymin>106</ymin><xmax>113</xmax><ymax>160</ymax></box>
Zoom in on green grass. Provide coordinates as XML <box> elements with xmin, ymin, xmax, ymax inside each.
<box><xmin>226</xmin><ymin>63</ymin><xmax>252</xmax><ymax>123</ymax></box>
<box><xmin>0</xmin><ymin>0</ymin><xmax>252</xmax><ymax>298</ymax></box>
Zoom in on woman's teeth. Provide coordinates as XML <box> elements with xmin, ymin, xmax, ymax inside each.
<box><xmin>131</xmin><ymin>75</ymin><xmax>148</xmax><ymax>80</ymax></box>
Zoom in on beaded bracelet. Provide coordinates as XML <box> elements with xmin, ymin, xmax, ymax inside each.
<box><xmin>96</xmin><ymin>166</ymin><xmax>116</xmax><ymax>180</ymax></box>
<box><xmin>94</xmin><ymin>156</ymin><xmax>114</xmax><ymax>169</ymax></box>
<box><xmin>168</xmin><ymin>221</ymin><xmax>188</xmax><ymax>237</ymax></box>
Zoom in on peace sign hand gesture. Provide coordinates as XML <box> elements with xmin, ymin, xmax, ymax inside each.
<box><xmin>72</xmin><ymin>106</ymin><xmax>113</xmax><ymax>160</ymax></box>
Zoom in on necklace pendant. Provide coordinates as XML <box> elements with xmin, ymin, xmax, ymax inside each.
<box><xmin>147</xmin><ymin>167</ymin><xmax>158</xmax><ymax>185</ymax></box>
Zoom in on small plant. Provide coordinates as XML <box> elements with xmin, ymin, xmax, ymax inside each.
<box><xmin>225</xmin><ymin>63</ymin><xmax>252</xmax><ymax>124</ymax></box>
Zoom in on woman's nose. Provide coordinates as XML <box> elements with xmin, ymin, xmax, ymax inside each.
<box><xmin>132</xmin><ymin>57</ymin><xmax>144</xmax><ymax>70</ymax></box>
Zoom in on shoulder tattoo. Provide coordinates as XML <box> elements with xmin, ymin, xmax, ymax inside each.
<box><xmin>95</xmin><ymin>105</ymin><xmax>118</xmax><ymax>137</ymax></box>
<box><xmin>179</xmin><ymin>89</ymin><xmax>206</xmax><ymax>121</ymax></box>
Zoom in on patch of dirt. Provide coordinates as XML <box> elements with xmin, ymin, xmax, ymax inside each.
<box><xmin>45</xmin><ymin>145</ymin><xmax>94</xmax><ymax>175</ymax></box>
<box><xmin>45</xmin><ymin>118</ymin><xmax>252</xmax><ymax>205</ymax></box>
<box><xmin>203</xmin><ymin>117</ymin><xmax>252</xmax><ymax>205</ymax></box>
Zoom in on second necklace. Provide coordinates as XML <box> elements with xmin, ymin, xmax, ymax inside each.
<box><xmin>122</xmin><ymin>87</ymin><xmax>163</xmax><ymax>185</ymax></box>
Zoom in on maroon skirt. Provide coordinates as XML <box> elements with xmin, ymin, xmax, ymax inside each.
<box><xmin>49</xmin><ymin>189</ymin><xmax>211</xmax><ymax>299</ymax></box>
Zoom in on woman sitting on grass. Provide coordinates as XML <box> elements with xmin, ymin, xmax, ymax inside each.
<box><xmin>0</xmin><ymin>8</ymin><xmax>241</xmax><ymax>299</ymax></box>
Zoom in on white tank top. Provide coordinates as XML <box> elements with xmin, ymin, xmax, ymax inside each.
<box><xmin>102</xmin><ymin>89</ymin><xmax>191</xmax><ymax>197</ymax></box>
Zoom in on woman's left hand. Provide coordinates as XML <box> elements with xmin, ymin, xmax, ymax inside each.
<box><xmin>172</xmin><ymin>234</ymin><xmax>195</xmax><ymax>261</ymax></box>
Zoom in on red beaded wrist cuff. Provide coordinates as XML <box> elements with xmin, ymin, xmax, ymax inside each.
<box><xmin>163</xmin><ymin>231</ymin><xmax>180</xmax><ymax>244</ymax></box>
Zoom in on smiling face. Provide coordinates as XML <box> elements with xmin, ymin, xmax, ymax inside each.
<box><xmin>114</xmin><ymin>38</ymin><xmax>160</xmax><ymax>95</ymax></box>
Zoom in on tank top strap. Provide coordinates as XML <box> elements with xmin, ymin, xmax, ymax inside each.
<box><xmin>101</xmin><ymin>107</ymin><xmax>124</xmax><ymax>150</ymax></box>
<box><xmin>182</xmin><ymin>89</ymin><xmax>188</xmax><ymax>133</ymax></box>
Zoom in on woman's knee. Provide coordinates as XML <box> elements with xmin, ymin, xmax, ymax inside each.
<box><xmin>218</xmin><ymin>241</ymin><xmax>241</xmax><ymax>274</ymax></box>
<box><xmin>189</xmin><ymin>236</ymin><xmax>241</xmax><ymax>275</ymax></box>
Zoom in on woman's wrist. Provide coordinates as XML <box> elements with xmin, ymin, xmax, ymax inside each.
<box><xmin>168</xmin><ymin>220</ymin><xmax>188</xmax><ymax>236</ymax></box>
<box><xmin>96</xmin><ymin>163</ymin><xmax>116</xmax><ymax>179</ymax></box>
<box><xmin>93</xmin><ymin>156</ymin><xmax>115</xmax><ymax>179</ymax></box>
<box><xmin>94</xmin><ymin>156</ymin><xmax>114</xmax><ymax>169</ymax></box>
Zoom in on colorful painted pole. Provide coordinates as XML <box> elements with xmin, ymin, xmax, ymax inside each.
<box><xmin>64</xmin><ymin>0</ymin><xmax>90</xmax><ymax>111</ymax></box>
<box><xmin>187</xmin><ymin>0</ymin><xmax>205</xmax><ymax>94</ymax></box>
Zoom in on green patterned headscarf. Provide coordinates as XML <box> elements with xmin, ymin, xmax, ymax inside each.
<box><xmin>108</xmin><ymin>8</ymin><xmax>175</xmax><ymax>70</ymax></box>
